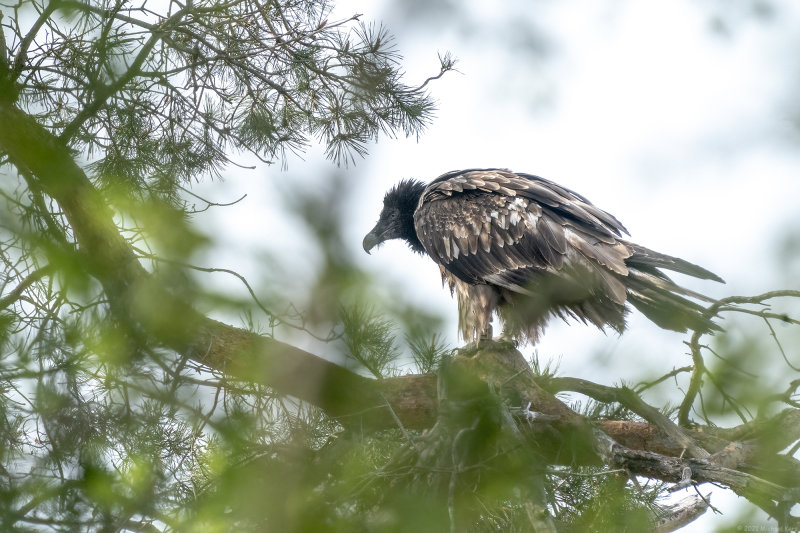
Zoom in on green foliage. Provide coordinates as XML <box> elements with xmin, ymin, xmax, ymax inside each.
<box><xmin>548</xmin><ymin>469</ymin><xmax>658</xmax><ymax>532</ymax></box>
<box><xmin>407</xmin><ymin>332</ymin><xmax>451</xmax><ymax>374</ymax></box>
<box><xmin>6</xmin><ymin>0</ymin><xmax>449</xmax><ymax>200</ymax></box>
<box><xmin>341</xmin><ymin>305</ymin><xmax>400</xmax><ymax>378</ymax></box>
<box><xmin>1</xmin><ymin>0</ymin><xmax>799</xmax><ymax>531</ymax></box>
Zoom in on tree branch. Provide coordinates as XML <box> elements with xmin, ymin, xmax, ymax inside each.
<box><xmin>679</xmin><ymin>291</ymin><xmax>800</xmax><ymax>425</ymax></box>
<box><xmin>57</xmin><ymin>5</ymin><xmax>190</xmax><ymax>143</ymax></box>
<box><xmin>0</xmin><ymin>264</ymin><xmax>53</xmax><ymax>310</ymax></box>
<box><xmin>652</xmin><ymin>493</ymin><xmax>711</xmax><ymax>533</ymax></box>
<box><xmin>543</xmin><ymin>376</ymin><xmax>710</xmax><ymax>459</ymax></box>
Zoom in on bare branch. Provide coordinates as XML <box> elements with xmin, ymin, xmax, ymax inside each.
<box><xmin>652</xmin><ymin>493</ymin><xmax>711</xmax><ymax>533</ymax></box>
<box><xmin>0</xmin><ymin>265</ymin><xmax>53</xmax><ymax>310</ymax></box>
<box><xmin>543</xmin><ymin>376</ymin><xmax>711</xmax><ymax>459</ymax></box>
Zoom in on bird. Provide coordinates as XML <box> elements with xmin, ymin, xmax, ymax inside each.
<box><xmin>362</xmin><ymin>168</ymin><xmax>723</xmax><ymax>344</ymax></box>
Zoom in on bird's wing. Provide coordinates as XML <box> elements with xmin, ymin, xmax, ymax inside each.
<box><xmin>413</xmin><ymin>169</ymin><xmax>632</xmax><ymax>304</ymax></box>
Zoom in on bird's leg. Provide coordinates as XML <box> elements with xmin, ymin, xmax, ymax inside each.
<box><xmin>497</xmin><ymin>325</ymin><xmax>518</xmax><ymax>349</ymax></box>
<box><xmin>478</xmin><ymin>324</ymin><xmax>493</xmax><ymax>342</ymax></box>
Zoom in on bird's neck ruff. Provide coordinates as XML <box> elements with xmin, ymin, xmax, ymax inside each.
<box><xmin>385</xmin><ymin>179</ymin><xmax>426</xmax><ymax>253</ymax></box>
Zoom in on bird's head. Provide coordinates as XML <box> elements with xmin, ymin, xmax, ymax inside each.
<box><xmin>363</xmin><ymin>179</ymin><xmax>427</xmax><ymax>254</ymax></box>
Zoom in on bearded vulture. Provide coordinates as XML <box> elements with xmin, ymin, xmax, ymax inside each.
<box><xmin>362</xmin><ymin>168</ymin><xmax>723</xmax><ymax>343</ymax></box>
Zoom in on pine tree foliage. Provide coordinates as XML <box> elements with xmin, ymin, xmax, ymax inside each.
<box><xmin>340</xmin><ymin>305</ymin><xmax>399</xmax><ymax>378</ymax></box>
<box><xmin>1</xmin><ymin>1</ymin><xmax>800</xmax><ymax>532</ymax></box>
<box><xmin>3</xmin><ymin>0</ymin><xmax>449</xmax><ymax>194</ymax></box>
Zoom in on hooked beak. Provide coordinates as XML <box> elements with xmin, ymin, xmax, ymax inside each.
<box><xmin>362</xmin><ymin>229</ymin><xmax>382</xmax><ymax>254</ymax></box>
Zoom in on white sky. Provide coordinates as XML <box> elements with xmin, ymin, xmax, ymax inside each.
<box><xmin>191</xmin><ymin>1</ymin><xmax>800</xmax><ymax>529</ymax></box>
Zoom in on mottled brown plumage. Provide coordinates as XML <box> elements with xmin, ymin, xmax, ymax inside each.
<box><xmin>363</xmin><ymin>168</ymin><xmax>723</xmax><ymax>343</ymax></box>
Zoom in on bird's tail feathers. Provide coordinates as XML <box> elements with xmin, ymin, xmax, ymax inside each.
<box><xmin>625</xmin><ymin>268</ymin><xmax>721</xmax><ymax>333</ymax></box>
<box><xmin>627</xmin><ymin>244</ymin><xmax>724</xmax><ymax>284</ymax></box>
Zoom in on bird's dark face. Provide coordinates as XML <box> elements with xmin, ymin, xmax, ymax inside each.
<box><xmin>363</xmin><ymin>179</ymin><xmax>426</xmax><ymax>254</ymax></box>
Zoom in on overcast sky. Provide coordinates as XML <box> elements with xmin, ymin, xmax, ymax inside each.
<box><xmin>191</xmin><ymin>1</ymin><xmax>800</xmax><ymax>528</ymax></box>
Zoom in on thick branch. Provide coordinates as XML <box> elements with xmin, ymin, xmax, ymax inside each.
<box><xmin>600</xmin><ymin>436</ymin><xmax>798</xmax><ymax>506</ymax></box>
